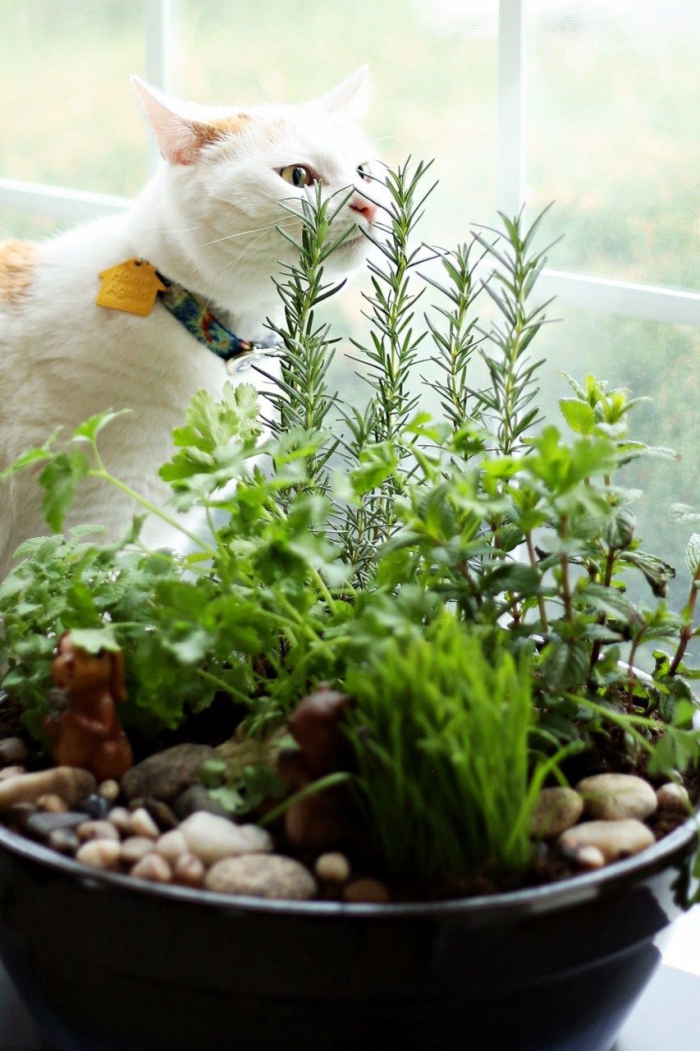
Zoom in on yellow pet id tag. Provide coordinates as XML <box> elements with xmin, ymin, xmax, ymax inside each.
<box><xmin>96</xmin><ymin>258</ymin><xmax>166</xmax><ymax>317</ymax></box>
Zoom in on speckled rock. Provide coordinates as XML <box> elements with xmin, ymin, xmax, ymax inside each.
<box><xmin>204</xmin><ymin>854</ymin><xmax>317</xmax><ymax>900</ymax></box>
<box><xmin>178</xmin><ymin>811</ymin><xmax>273</xmax><ymax>866</ymax></box>
<box><xmin>656</xmin><ymin>783</ymin><xmax>691</xmax><ymax>814</ymax></box>
<box><xmin>0</xmin><ymin>738</ymin><xmax>29</xmax><ymax>767</ymax></box>
<box><xmin>576</xmin><ymin>773</ymin><xmax>658</xmax><ymax>822</ymax></box>
<box><xmin>530</xmin><ymin>787</ymin><xmax>584</xmax><ymax>839</ymax></box>
<box><xmin>0</xmin><ymin>767</ymin><xmax>96</xmax><ymax>811</ymax></box>
<box><xmin>559</xmin><ymin>819</ymin><xmax>655</xmax><ymax>863</ymax></box>
<box><xmin>121</xmin><ymin>744</ymin><xmax>218</xmax><ymax>803</ymax></box>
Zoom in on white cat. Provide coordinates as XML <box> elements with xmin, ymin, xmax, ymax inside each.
<box><xmin>0</xmin><ymin>69</ymin><xmax>379</xmax><ymax>577</ymax></box>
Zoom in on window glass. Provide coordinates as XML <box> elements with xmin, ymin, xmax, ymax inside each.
<box><xmin>0</xmin><ymin>0</ymin><xmax>148</xmax><ymax>197</ymax></box>
<box><xmin>0</xmin><ymin>210</ymin><xmax>64</xmax><ymax>242</ymax></box>
<box><xmin>536</xmin><ymin>304</ymin><xmax>700</xmax><ymax>660</ymax></box>
<box><xmin>172</xmin><ymin>0</ymin><xmax>499</xmax><ymax>245</ymax></box>
<box><xmin>526</xmin><ymin>0</ymin><xmax>700</xmax><ymax>292</ymax></box>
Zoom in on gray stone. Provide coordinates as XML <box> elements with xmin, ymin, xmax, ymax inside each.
<box><xmin>25</xmin><ymin>811</ymin><xmax>86</xmax><ymax>841</ymax></box>
<box><xmin>173</xmin><ymin>784</ymin><xmax>231</xmax><ymax>821</ymax></box>
<box><xmin>576</xmin><ymin>773</ymin><xmax>658</xmax><ymax>822</ymax></box>
<box><xmin>178</xmin><ymin>811</ymin><xmax>273</xmax><ymax>866</ymax></box>
<box><xmin>530</xmin><ymin>787</ymin><xmax>584</xmax><ymax>839</ymax></box>
<box><xmin>0</xmin><ymin>767</ymin><xmax>96</xmax><ymax>811</ymax></box>
<box><xmin>0</xmin><ymin>738</ymin><xmax>29</xmax><ymax>767</ymax></box>
<box><xmin>558</xmin><ymin>819</ymin><xmax>656</xmax><ymax>863</ymax></box>
<box><xmin>121</xmin><ymin>744</ymin><xmax>218</xmax><ymax>803</ymax></box>
<box><xmin>204</xmin><ymin>854</ymin><xmax>317</xmax><ymax>900</ymax></box>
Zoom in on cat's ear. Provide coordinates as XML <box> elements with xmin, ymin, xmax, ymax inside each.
<box><xmin>131</xmin><ymin>76</ymin><xmax>212</xmax><ymax>166</ymax></box>
<box><xmin>313</xmin><ymin>66</ymin><xmax>373</xmax><ymax>122</ymax></box>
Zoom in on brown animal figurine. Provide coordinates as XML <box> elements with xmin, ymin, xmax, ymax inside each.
<box><xmin>46</xmin><ymin>632</ymin><xmax>133</xmax><ymax>782</ymax></box>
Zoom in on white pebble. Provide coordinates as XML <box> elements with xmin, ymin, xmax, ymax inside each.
<box><xmin>656</xmin><ymin>783</ymin><xmax>691</xmax><ymax>813</ymax></box>
<box><xmin>76</xmin><ymin>839</ymin><xmax>121</xmax><ymax>870</ymax></box>
<box><xmin>37</xmin><ymin>794</ymin><xmax>69</xmax><ymax>813</ymax></box>
<box><xmin>130</xmin><ymin>853</ymin><xmax>172</xmax><ymax>883</ymax></box>
<box><xmin>172</xmin><ymin>853</ymin><xmax>206</xmax><ymax>888</ymax></box>
<box><xmin>120</xmin><ymin>836</ymin><xmax>157</xmax><ymax>866</ymax></box>
<box><xmin>155</xmin><ymin>829</ymin><xmax>189</xmax><ymax>864</ymax></box>
<box><xmin>575</xmin><ymin>846</ymin><xmax>607</xmax><ymax>870</ymax></box>
<box><xmin>0</xmin><ymin>766</ymin><xmax>26</xmax><ymax>782</ymax></box>
<box><xmin>77</xmin><ymin>820</ymin><xmax>120</xmax><ymax>842</ymax></box>
<box><xmin>178</xmin><ymin>812</ymin><xmax>273</xmax><ymax>867</ymax></box>
<box><xmin>108</xmin><ymin>806</ymin><xmax>132</xmax><ymax>835</ymax></box>
<box><xmin>98</xmin><ymin>779</ymin><xmax>120</xmax><ymax>802</ymax></box>
<box><xmin>576</xmin><ymin>773</ymin><xmax>657</xmax><ymax>822</ymax></box>
<box><xmin>129</xmin><ymin>807</ymin><xmax>160</xmax><ymax>839</ymax></box>
<box><xmin>314</xmin><ymin>852</ymin><xmax>351</xmax><ymax>884</ymax></box>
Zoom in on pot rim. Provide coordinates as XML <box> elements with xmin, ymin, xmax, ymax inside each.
<box><xmin>0</xmin><ymin>811</ymin><xmax>696</xmax><ymax>919</ymax></box>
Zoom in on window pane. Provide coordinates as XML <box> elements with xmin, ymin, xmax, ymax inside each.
<box><xmin>536</xmin><ymin>304</ymin><xmax>700</xmax><ymax>660</ymax></box>
<box><xmin>171</xmin><ymin>0</ymin><xmax>499</xmax><ymax>244</ymax></box>
<box><xmin>527</xmin><ymin>0</ymin><xmax>700</xmax><ymax>292</ymax></box>
<box><xmin>0</xmin><ymin>0</ymin><xmax>148</xmax><ymax>197</ymax></box>
<box><xmin>0</xmin><ymin>209</ymin><xmax>64</xmax><ymax>241</ymax></box>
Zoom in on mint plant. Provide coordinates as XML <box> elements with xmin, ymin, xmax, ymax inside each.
<box><xmin>1</xmin><ymin>160</ymin><xmax>698</xmax><ymax>886</ymax></box>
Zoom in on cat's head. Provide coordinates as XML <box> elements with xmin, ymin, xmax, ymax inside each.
<box><xmin>132</xmin><ymin>70</ymin><xmax>382</xmax><ymax>309</ymax></box>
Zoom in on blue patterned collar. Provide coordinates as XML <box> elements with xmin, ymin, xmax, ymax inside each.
<box><xmin>157</xmin><ymin>274</ymin><xmax>279</xmax><ymax>364</ymax></box>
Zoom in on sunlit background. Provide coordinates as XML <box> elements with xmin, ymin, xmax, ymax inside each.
<box><xmin>1</xmin><ymin>0</ymin><xmax>699</xmax><ymax>643</ymax></box>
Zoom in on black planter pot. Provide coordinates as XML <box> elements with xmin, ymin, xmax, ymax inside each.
<box><xmin>0</xmin><ymin>817</ymin><xmax>696</xmax><ymax>1051</ymax></box>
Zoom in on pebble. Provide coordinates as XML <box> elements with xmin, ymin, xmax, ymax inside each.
<box><xmin>130</xmin><ymin>853</ymin><xmax>172</xmax><ymax>884</ymax></box>
<box><xmin>576</xmin><ymin>773</ymin><xmax>658</xmax><ymax>822</ymax></box>
<box><xmin>36</xmin><ymin>794</ymin><xmax>69</xmax><ymax>813</ymax></box>
<box><xmin>172</xmin><ymin>853</ymin><xmax>206</xmax><ymax>888</ymax></box>
<box><xmin>48</xmin><ymin>828</ymin><xmax>80</xmax><ymax>855</ymax></box>
<box><xmin>78</xmin><ymin>792</ymin><xmax>112</xmax><ymax>820</ymax></box>
<box><xmin>155</xmin><ymin>829</ymin><xmax>189</xmax><ymax>864</ymax></box>
<box><xmin>656</xmin><ymin>783</ymin><xmax>691</xmax><ymax>814</ymax></box>
<box><xmin>314</xmin><ymin>852</ymin><xmax>352</xmax><ymax>884</ymax></box>
<box><xmin>178</xmin><ymin>812</ymin><xmax>273</xmax><ymax>867</ymax></box>
<box><xmin>98</xmin><ymin>780</ymin><xmax>121</xmax><ymax>802</ymax></box>
<box><xmin>172</xmin><ymin>784</ymin><xmax>231</xmax><ymax>821</ymax></box>
<box><xmin>121</xmin><ymin>743</ymin><xmax>218</xmax><ymax>803</ymax></box>
<box><xmin>575</xmin><ymin>846</ymin><xmax>607</xmax><ymax>871</ymax></box>
<box><xmin>559</xmin><ymin>819</ymin><xmax>656</xmax><ymax>863</ymax></box>
<box><xmin>76</xmin><ymin>838</ymin><xmax>121</xmax><ymax>871</ymax></box>
<box><xmin>204</xmin><ymin>854</ymin><xmax>317</xmax><ymax>900</ymax></box>
<box><xmin>120</xmin><ymin>836</ymin><xmax>157</xmax><ymax>866</ymax></box>
<box><xmin>0</xmin><ymin>767</ymin><xmax>96</xmax><ymax>811</ymax></box>
<box><xmin>530</xmin><ymin>787</ymin><xmax>584</xmax><ymax>839</ymax></box>
<box><xmin>0</xmin><ymin>766</ymin><xmax>27</xmax><ymax>782</ymax></box>
<box><xmin>129</xmin><ymin>807</ymin><xmax>160</xmax><ymax>840</ymax></box>
<box><xmin>108</xmin><ymin>806</ymin><xmax>133</xmax><ymax>836</ymax></box>
<box><xmin>77</xmin><ymin>820</ymin><xmax>120</xmax><ymax>843</ymax></box>
<box><xmin>0</xmin><ymin>738</ymin><xmax>29</xmax><ymax>767</ymax></box>
<box><xmin>25</xmin><ymin>811</ymin><xmax>86</xmax><ymax>841</ymax></box>
<box><xmin>343</xmin><ymin>878</ymin><xmax>391</xmax><ymax>904</ymax></box>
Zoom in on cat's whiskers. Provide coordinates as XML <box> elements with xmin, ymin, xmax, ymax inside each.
<box><xmin>194</xmin><ymin>217</ymin><xmax>298</xmax><ymax>252</ymax></box>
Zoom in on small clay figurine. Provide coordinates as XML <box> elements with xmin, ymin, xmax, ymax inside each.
<box><xmin>278</xmin><ymin>686</ymin><xmax>357</xmax><ymax>852</ymax></box>
<box><xmin>46</xmin><ymin>633</ymin><xmax>133</xmax><ymax>782</ymax></box>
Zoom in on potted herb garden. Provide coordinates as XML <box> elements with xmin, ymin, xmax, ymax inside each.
<box><xmin>0</xmin><ymin>164</ymin><xmax>698</xmax><ymax>1051</ymax></box>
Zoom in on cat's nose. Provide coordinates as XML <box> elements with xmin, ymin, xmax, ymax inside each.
<box><xmin>350</xmin><ymin>195</ymin><xmax>377</xmax><ymax>226</ymax></box>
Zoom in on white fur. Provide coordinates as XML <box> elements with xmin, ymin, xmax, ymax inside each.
<box><xmin>0</xmin><ymin>70</ymin><xmax>380</xmax><ymax>577</ymax></box>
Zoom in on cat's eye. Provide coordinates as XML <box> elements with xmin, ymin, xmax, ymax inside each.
<box><xmin>279</xmin><ymin>165</ymin><xmax>316</xmax><ymax>188</ymax></box>
<box><xmin>357</xmin><ymin>163</ymin><xmax>372</xmax><ymax>182</ymax></box>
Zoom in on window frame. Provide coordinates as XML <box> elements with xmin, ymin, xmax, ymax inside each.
<box><xmin>0</xmin><ymin>0</ymin><xmax>698</xmax><ymax>327</ymax></box>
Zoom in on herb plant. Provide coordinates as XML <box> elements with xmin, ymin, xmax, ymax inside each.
<box><xmin>1</xmin><ymin>161</ymin><xmax>699</xmax><ymax>886</ymax></box>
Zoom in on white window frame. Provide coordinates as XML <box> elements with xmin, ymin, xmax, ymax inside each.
<box><xmin>0</xmin><ymin>0</ymin><xmax>698</xmax><ymax>327</ymax></box>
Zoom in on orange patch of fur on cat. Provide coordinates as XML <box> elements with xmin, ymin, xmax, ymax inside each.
<box><xmin>0</xmin><ymin>240</ymin><xmax>38</xmax><ymax>305</ymax></box>
<box><xmin>207</xmin><ymin>113</ymin><xmax>253</xmax><ymax>141</ymax></box>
